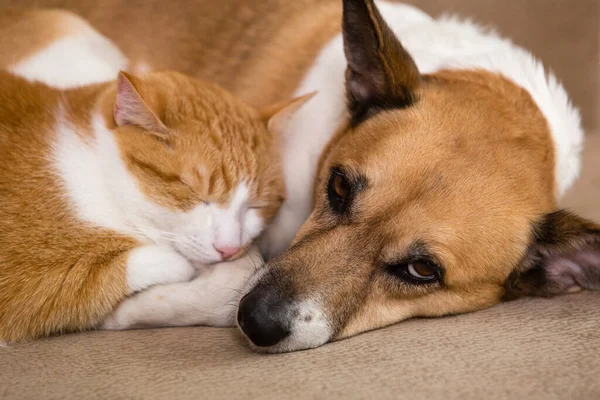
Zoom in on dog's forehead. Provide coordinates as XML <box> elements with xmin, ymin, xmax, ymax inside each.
<box><xmin>331</xmin><ymin>77</ymin><xmax>546</xmax><ymax>200</ymax></box>
<box><xmin>333</xmin><ymin>97</ymin><xmax>464</xmax><ymax>173</ymax></box>
<box><xmin>324</xmin><ymin>119</ymin><xmax>533</xmax><ymax>283</ymax></box>
<box><xmin>333</xmin><ymin>113</ymin><xmax>465</xmax><ymax>198</ymax></box>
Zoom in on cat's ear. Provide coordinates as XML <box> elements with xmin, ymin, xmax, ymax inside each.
<box><xmin>261</xmin><ymin>91</ymin><xmax>318</xmax><ymax>137</ymax></box>
<box><xmin>503</xmin><ymin>210</ymin><xmax>600</xmax><ymax>300</ymax></box>
<box><xmin>114</xmin><ymin>71</ymin><xmax>169</xmax><ymax>136</ymax></box>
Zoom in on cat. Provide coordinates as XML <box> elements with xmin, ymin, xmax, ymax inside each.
<box><xmin>0</xmin><ymin>7</ymin><xmax>318</xmax><ymax>333</ymax></box>
<box><xmin>0</xmin><ymin>34</ymin><xmax>312</xmax><ymax>341</ymax></box>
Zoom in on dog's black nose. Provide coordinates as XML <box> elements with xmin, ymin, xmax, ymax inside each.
<box><xmin>237</xmin><ymin>289</ymin><xmax>290</xmax><ymax>347</ymax></box>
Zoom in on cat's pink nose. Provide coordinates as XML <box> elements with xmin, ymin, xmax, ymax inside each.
<box><xmin>214</xmin><ymin>245</ymin><xmax>240</xmax><ymax>260</ymax></box>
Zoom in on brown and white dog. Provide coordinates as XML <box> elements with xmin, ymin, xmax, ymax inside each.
<box><xmin>3</xmin><ymin>0</ymin><xmax>598</xmax><ymax>352</ymax></box>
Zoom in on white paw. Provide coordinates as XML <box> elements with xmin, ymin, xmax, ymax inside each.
<box><xmin>101</xmin><ymin>246</ymin><xmax>264</xmax><ymax>330</ymax></box>
<box><xmin>126</xmin><ymin>245</ymin><xmax>195</xmax><ymax>293</ymax></box>
<box><xmin>100</xmin><ymin>309</ymin><xmax>130</xmax><ymax>330</ymax></box>
<box><xmin>100</xmin><ymin>295</ymin><xmax>150</xmax><ymax>330</ymax></box>
<box><xmin>188</xmin><ymin>246</ymin><xmax>264</xmax><ymax>326</ymax></box>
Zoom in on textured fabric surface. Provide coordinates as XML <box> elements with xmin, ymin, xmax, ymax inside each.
<box><xmin>0</xmin><ymin>1</ymin><xmax>598</xmax><ymax>399</ymax></box>
<box><xmin>2</xmin><ymin>291</ymin><xmax>599</xmax><ymax>399</ymax></box>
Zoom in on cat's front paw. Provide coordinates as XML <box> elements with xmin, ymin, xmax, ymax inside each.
<box><xmin>126</xmin><ymin>245</ymin><xmax>195</xmax><ymax>293</ymax></box>
<box><xmin>100</xmin><ymin>310</ymin><xmax>130</xmax><ymax>330</ymax></box>
<box><xmin>101</xmin><ymin>246</ymin><xmax>264</xmax><ymax>330</ymax></box>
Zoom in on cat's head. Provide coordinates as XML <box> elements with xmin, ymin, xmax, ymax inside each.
<box><xmin>104</xmin><ymin>71</ymin><xmax>313</xmax><ymax>264</ymax></box>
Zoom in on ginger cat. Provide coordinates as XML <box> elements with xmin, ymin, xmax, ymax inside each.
<box><xmin>0</xmin><ymin>64</ymin><xmax>311</xmax><ymax>342</ymax></box>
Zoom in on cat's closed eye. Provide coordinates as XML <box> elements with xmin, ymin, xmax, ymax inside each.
<box><xmin>249</xmin><ymin>203</ymin><xmax>269</xmax><ymax>210</ymax></box>
<box><xmin>129</xmin><ymin>156</ymin><xmax>181</xmax><ymax>184</ymax></box>
<box><xmin>178</xmin><ymin>174</ymin><xmax>197</xmax><ymax>190</ymax></box>
<box><xmin>249</xmin><ymin>198</ymin><xmax>280</xmax><ymax>210</ymax></box>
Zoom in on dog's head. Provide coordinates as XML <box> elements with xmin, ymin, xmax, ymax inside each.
<box><xmin>237</xmin><ymin>0</ymin><xmax>600</xmax><ymax>352</ymax></box>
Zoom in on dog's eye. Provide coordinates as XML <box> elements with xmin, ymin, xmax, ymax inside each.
<box><xmin>333</xmin><ymin>174</ymin><xmax>350</xmax><ymax>199</ymax></box>
<box><xmin>327</xmin><ymin>169</ymin><xmax>351</xmax><ymax>214</ymax></box>
<box><xmin>387</xmin><ymin>260</ymin><xmax>441</xmax><ymax>285</ymax></box>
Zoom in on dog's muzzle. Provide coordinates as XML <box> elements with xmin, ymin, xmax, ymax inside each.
<box><xmin>236</xmin><ymin>268</ymin><xmax>333</xmax><ymax>352</ymax></box>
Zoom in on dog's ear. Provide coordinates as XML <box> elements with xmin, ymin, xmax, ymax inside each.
<box><xmin>342</xmin><ymin>0</ymin><xmax>420</xmax><ymax>126</ymax></box>
<box><xmin>503</xmin><ymin>210</ymin><xmax>600</xmax><ymax>300</ymax></box>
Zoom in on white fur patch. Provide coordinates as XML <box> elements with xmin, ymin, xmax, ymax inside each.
<box><xmin>281</xmin><ymin>299</ymin><xmax>332</xmax><ymax>351</ymax></box>
<box><xmin>9</xmin><ymin>34</ymin><xmax>127</xmax><ymax>89</ymax></box>
<box><xmin>52</xmin><ymin>114</ymin><xmax>132</xmax><ymax>234</ymax></box>
<box><xmin>52</xmin><ymin>114</ymin><xmax>156</xmax><ymax>236</ymax></box>
<box><xmin>102</xmin><ymin>246</ymin><xmax>262</xmax><ymax>329</ymax></box>
<box><xmin>126</xmin><ymin>245</ymin><xmax>195</xmax><ymax>293</ymax></box>
<box><xmin>211</xmin><ymin>183</ymin><xmax>250</xmax><ymax>248</ymax></box>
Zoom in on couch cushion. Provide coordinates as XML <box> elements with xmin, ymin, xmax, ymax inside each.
<box><xmin>1</xmin><ymin>290</ymin><xmax>598</xmax><ymax>399</ymax></box>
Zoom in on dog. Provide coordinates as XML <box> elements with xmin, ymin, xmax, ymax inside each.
<box><xmin>3</xmin><ymin>0</ymin><xmax>598</xmax><ymax>352</ymax></box>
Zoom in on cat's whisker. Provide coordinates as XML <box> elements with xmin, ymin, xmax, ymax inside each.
<box><xmin>156</xmin><ymin>231</ymin><xmax>177</xmax><ymax>238</ymax></box>
<box><xmin>127</xmin><ymin>226</ymin><xmax>180</xmax><ymax>245</ymax></box>
<box><xmin>157</xmin><ymin>237</ymin><xmax>178</xmax><ymax>243</ymax></box>
<box><xmin>246</xmin><ymin>251</ymin><xmax>262</xmax><ymax>273</ymax></box>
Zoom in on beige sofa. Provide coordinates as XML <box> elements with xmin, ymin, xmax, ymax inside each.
<box><xmin>1</xmin><ymin>1</ymin><xmax>598</xmax><ymax>398</ymax></box>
